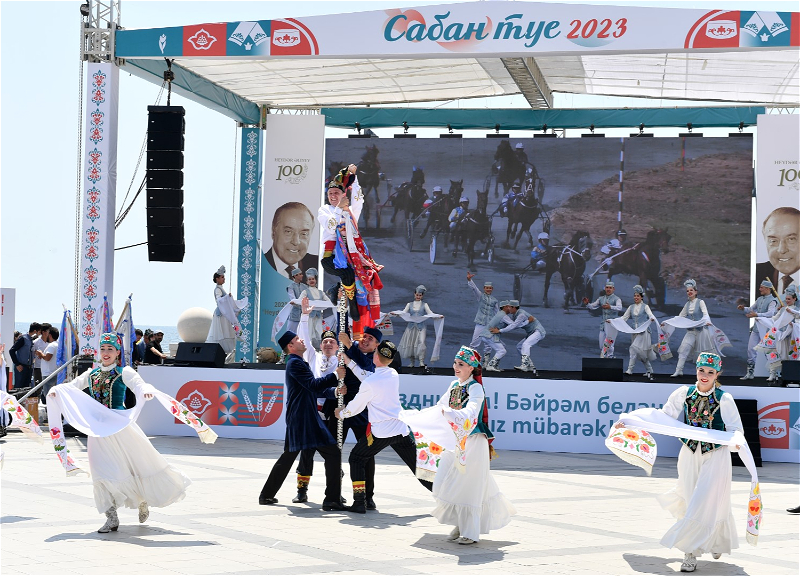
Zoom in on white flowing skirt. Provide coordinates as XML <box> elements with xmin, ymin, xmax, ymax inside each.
<box><xmin>431</xmin><ymin>434</ymin><xmax>516</xmax><ymax>541</ymax></box>
<box><xmin>398</xmin><ymin>324</ymin><xmax>427</xmax><ymax>363</ymax></box>
<box><xmin>88</xmin><ymin>422</ymin><xmax>192</xmax><ymax>513</ymax></box>
<box><xmin>656</xmin><ymin>444</ymin><xmax>738</xmax><ymax>555</ymax></box>
<box><xmin>207</xmin><ymin>310</ymin><xmax>237</xmax><ymax>353</ymax></box>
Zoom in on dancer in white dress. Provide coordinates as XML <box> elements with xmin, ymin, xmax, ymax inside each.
<box><xmin>206</xmin><ymin>265</ymin><xmax>247</xmax><ymax>354</ymax></box>
<box><xmin>395</xmin><ymin>285</ymin><xmax>441</xmax><ymax>368</ymax></box>
<box><xmin>662</xmin><ymin>280</ymin><xmax>714</xmax><ymax>377</ymax></box>
<box><xmin>615</xmin><ymin>352</ymin><xmax>743</xmax><ymax>572</ymax></box>
<box><xmin>430</xmin><ymin>346</ymin><xmax>516</xmax><ymax>544</ymax></box>
<box><xmin>617</xmin><ymin>285</ymin><xmax>658</xmax><ymax>377</ymax></box>
<box><xmin>48</xmin><ymin>333</ymin><xmax>191</xmax><ymax>533</ymax></box>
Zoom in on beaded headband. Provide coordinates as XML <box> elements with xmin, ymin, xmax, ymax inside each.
<box><xmin>99</xmin><ymin>332</ymin><xmax>121</xmax><ymax>351</ymax></box>
<box><xmin>696</xmin><ymin>352</ymin><xmax>721</xmax><ymax>372</ymax></box>
<box><xmin>455</xmin><ymin>345</ymin><xmax>481</xmax><ymax>368</ymax></box>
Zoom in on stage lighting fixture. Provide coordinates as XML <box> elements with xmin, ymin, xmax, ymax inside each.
<box><xmin>355</xmin><ymin>122</ymin><xmax>361</xmax><ymax>134</ymax></box>
<box><xmin>686</xmin><ymin>122</ymin><xmax>693</xmax><ymax>132</ymax></box>
<box><xmin>639</xmin><ymin>123</ymin><xmax>645</xmax><ymax>134</ymax></box>
<box><xmin>542</xmin><ymin>124</ymin><xmax>547</xmax><ymax>133</ymax></box>
<box><xmin>739</xmin><ymin>121</ymin><xmax>745</xmax><ymax>132</ymax></box>
<box><xmin>590</xmin><ymin>124</ymin><xmax>595</xmax><ymax>133</ymax></box>
<box><xmin>403</xmin><ymin>121</ymin><xmax>409</xmax><ymax>134</ymax></box>
<box><xmin>80</xmin><ymin>3</ymin><xmax>90</xmax><ymax>17</ymax></box>
<box><xmin>447</xmin><ymin>124</ymin><xmax>453</xmax><ymax>133</ymax></box>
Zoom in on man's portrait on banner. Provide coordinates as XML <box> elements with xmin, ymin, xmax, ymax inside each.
<box><xmin>264</xmin><ymin>201</ymin><xmax>318</xmax><ymax>279</ymax></box>
<box><xmin>756</xmin><ymin>205</ymin><xmax>800</xmax><ymax>293</ymax></box>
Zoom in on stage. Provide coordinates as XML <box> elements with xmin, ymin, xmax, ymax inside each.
<box><xmin>138</xmin><ymin>365</ymin><xmax>800</xmax><ymax>463</ymax></box>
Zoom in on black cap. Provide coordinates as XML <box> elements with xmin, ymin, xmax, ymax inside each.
<box><xmin>364</xmin><ymin>326</ymin><xmax>382</xmax><ymax>342</ymax></box>
<box><xmin>278</xmin><ymin>331</ymin><xmax>297</xmax><ymax>351</ymax></box>
<box><xmin>377</xmin><ymin>340</ymin><xmax>397</xmax><ymax>360</ymax></box>
<box><xmin>320</xmin><ymin>329</ymin><xmax>337</xmax><ymax>343</ymax></box>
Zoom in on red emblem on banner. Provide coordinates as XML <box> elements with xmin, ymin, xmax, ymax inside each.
<box><xmin>183</xmin><ymin>24</ymin><xmax>226</xmax><ymax>56</ymax></box>
<box><xmin>758</xmin><ymin>402</ymin><xmax>791</xmax><ymax>449</ymax></box>
<box><xmin>685</xmin><ymin>10</ymin><xmax>740</xmax><ymax>48</ymax></box>
<box><xmin>176</xmin><ymin>380</ymin><xmax>284</xmax><ymax>427</ymax></box>
<box><xmin>268</xmin><ymin>19</ymin><xmax>318</xmax><ymax>56</ymax></box>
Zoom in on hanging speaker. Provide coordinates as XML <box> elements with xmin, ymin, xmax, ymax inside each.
<box><xmin>146</xmin><ymin>106</ymin><xmax>185</xmax><ymax>262</ymax></box>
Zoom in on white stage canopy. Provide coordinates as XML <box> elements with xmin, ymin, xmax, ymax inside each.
<box><xmin>115</xmin><ymin>2</ymin><xmax>799</xmax><ymax>122</ymax></box>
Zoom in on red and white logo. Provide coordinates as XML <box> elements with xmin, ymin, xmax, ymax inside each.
<box><xmin>705</xmin><ymin>20</ymin><xmax>737</xmax><ymax>40</ymax></box>
<box><xmin>758</xmin><ymin>402</ymin><xmax>791</xmax><ymax>449</ymax></box>
<box><xmin>685</xmin><ymin>10</ymin><xmax>740</xmax><ymax>48</ymax></box>
<box><xmin>184</xmin><ymin>23</ymin><xmax>227</xmax><ymax>56</ymax></box>
<box><xmin>268</xmin><ymin>19</ymin><xmax>319</xmax><ymax>56</ymax></box>
<box><xmin>272</xmin><ymin>29</ymin><xmax>301</xmax><ymax>48</ymax></box>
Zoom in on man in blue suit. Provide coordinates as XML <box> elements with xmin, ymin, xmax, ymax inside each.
<box><xmin>259</xmin><ymin>330</ymin><xmax>346</xmax><ymax>511</ymax></box>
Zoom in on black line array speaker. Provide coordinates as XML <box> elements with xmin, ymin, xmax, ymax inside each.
<box><xmin>176</xmin><ymin>342</ymin><xmax>226</xmax><ymax>368</ymax></box>
<box><xmin>146</xmin><ymin>105</ymin><xmax>185</xmax><ymax>262</ymax></box>
<box><xmin>581</xmin><ymin>357</ymin><xmax>624</xmax><ymax>382</ymax></box>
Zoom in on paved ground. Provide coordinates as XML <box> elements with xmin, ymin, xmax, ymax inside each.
<box><xmin>1</xmin><ymin>431</ymin><xmax>798</xmax><ymax>576</ymax></box>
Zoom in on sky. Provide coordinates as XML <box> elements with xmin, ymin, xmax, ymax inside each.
<box><xmin>1</xmin><ymin>0</ymin><xmax>796</xmax><ymax>331</ymax></box>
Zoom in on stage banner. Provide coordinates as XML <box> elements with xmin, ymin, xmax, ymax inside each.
<box><xmin>79</xmin><ymin>62</ymin><xmax>119</xmax><ymax>358</ymax></box>
<box><xmin>116</xmin><ymin>4</ymin><xmax>799</xmax><ymax>59</ymax></box>
<box><xmin>755</xmin><ymin>115</ymin><xmax>800</xmax><ymax>295</ymax></box>
<box><xmin>258</xmin><ymin>115</ymin><xmax>325</xmax><ymax>350</ymax></box>
<box><xmin>136</xmin><ymin>366</ymin><xmax>800</xmax><ymax>463</ymax></box>
<box><xmin>236</xmin><ymin>127</ymin><xmax>263</xmax><ymax>362</ymax></box>
<box><xmin>1</xmin><ymin>288</ymin><xmax>15</xmax><ymax>369</ymax></box>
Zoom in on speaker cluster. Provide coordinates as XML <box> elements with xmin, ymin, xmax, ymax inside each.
<box><xmin>146</xmin><ymin>105</ymin><xmax>185</xmax><ymax>262</ymax></box>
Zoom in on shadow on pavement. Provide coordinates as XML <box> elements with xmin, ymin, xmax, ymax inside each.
<box><xmin>45</xmin><ymin>525</ymin><xmax>220</xmax><ymax>548</ymax></box>
<box><xmin>412</xmin><ymin>533</ymin><xmax>516</xmax><ymax>564</ymax></box>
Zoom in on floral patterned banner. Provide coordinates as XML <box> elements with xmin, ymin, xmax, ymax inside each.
<box><xmin>79</xmin><ymin>62</ymin><xmax>119</xmax><ymax>358</ymax></box>
<box><xmin>236</xmin><ymin>127</ymin><xmax>262</xmax><ymax>362</ymax></box>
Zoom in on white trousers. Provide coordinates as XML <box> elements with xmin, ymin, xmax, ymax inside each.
<box><xmin>479</xmin><ymin>336</ymin><xmax>506</xmax><ymax>360</ymax></box>
<box><xmin>517</xmin><ymin>331</ymin><xmax>544</xmax><ymax>356</ymax></box>
<box><xmin>599</xmin><ymin>327</ymin><xmax>615</xmax><ymax>357</ymax></box>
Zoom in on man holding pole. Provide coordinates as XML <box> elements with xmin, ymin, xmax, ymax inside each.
<box><xmin>258</xmin><ymin>331</ymin><xmax>346</xmax><ymax>510</ymax></box>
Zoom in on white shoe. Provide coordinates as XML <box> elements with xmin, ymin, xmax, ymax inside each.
<box><xmin>625</xmin><ymin>368</ymin><xmax>634</xmax><ymax>375</ymax></box>
<box><xmin>712</xmin><ymin>552</ymin><xmax>722</xmax><ymax>560</ymax></box>
<box><xmin>670</xmin><ymin>369</ymin><xmax>683</xmax><ymax>378</ymax></box>
<box><xmin>456</xmin><ymin>536</ymin><xmax>476</xmax><ymax>545</ymax></box>
<box><xmin>446</xmin><ymin>527</ymin><xmax>460</xmax><ymax>541</ymax></box>
<box><xmin>484</xmin><ymin>359</ymin><xmax>501</xmax><ymax>372</ymax></box>
<box><xmin>98</xmin><ymin>507</ymin><xmax>119</xmax><ymax>533</ymax></box>
<box><xmin>138</xmin><ymin>501</ymin><xmax>149</xmax><ymax>524</ymax></box>
<box><xmin>680</xmin><ymin>553</ymin><xmax>697</xmax><ymax>572</ymax></box>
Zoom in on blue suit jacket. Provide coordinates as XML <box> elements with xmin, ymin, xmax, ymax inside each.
<box><xmin>284</xmin><ymin>354</ymin><xmax>338</xmax><ymax>452</ymax></box>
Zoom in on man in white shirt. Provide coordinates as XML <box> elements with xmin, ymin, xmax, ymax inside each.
<box><xmin>36</xmin><ymin>326</ymin><xmax>59</xmax><ymax>400</ymax></box>
<box><xmin>32</xmin><ymin>322</ymin><xmax>51</xmax><ymax>386</ymax></box>
<box><xmin>335</xmin><ymin>340</ymin><xmax>432</xmax><ymax>513</ymax></box>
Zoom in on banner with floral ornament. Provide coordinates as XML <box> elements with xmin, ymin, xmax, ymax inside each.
<box><xmin>79</xmin><ymin>62</ymin><xmax>119</xmax><ymax>359</ymax></box>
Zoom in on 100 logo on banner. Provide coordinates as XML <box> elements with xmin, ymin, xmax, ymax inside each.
<box><xmin>275</xmin><ymin>163</ymin><xmax>307</xmax><ymax>184</ymax></box>
<box><xmin>777</xmin><ymin>168</ymin><xmax>798</xmax><ymax>187</ymax></box>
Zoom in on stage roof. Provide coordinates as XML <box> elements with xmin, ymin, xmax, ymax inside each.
<box><xmin>116</xmin><ymin>2</ymin><xmax>800</xmax><ymax>124</ymax></box>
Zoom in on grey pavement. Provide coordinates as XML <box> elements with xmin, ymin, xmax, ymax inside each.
<box><xmin>1</xmin><ymin>431</ymin><xmax>798</xmax><ymax>575</ymax></box>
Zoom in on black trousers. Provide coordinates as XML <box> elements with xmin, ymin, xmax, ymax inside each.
<box><xmin>348</xmin><ymin>432</ymin><xmax>433</xmax><ymax>494</ymax></box>
<box><xmin>261</xmin><ymin>442</ymin><xmax>341</xmax><ymax>502</ymax></box>
<box><xmin>297</xmin><ymin>419</ymin><xmax>376</xmax><ymax>498</ymax></box>
<box><xmin>14</xmin><ymin>365</ymin><xmax>33</xmax><ymax>390</ymax></box>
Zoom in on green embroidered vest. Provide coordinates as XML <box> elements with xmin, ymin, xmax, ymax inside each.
<box><xmin>89</xmin><ymin>367</ymin><xmax>127</xmax><ymax>410</ymax></box>
<box><xmin>448</xmin><ymin>378</ymin><xmax>494</xmax><ymax>440</ymax></box>
<box><xmin>681</xmin><ymin>385</ymin><xmax>725</xmax><ymax>453</ymax></box>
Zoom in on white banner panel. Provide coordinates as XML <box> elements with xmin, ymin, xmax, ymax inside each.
<box><xmin>755</xmin><ymin>115</ymin><xmax>800</xmax><ymax>297</ymax></box>
<box><xmin>79</xmin><ymin>62</ymin><xmax>119</xmax><ymax>358</ymax></box>
<box><xmin>258</xmin><ymin>115</ymin><xmax>325</xmax><ymax>348</ymax></box>
<box><xmin>1</xmin><ymin>288</ymin><xmax>15</xmax><ymax>368</ymax></box>
<box><xmin>138</xmin><ymin>366</ymin><xmax>800</xmax><ymax>463</ymax></box>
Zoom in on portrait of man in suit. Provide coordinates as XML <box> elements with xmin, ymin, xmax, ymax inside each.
<box><xmin>755</xmin><ymin>206</ymin><xmax>800</xmax><ymax>294</ymax></box>
<box><xmin>264</xmin><ymin>202</ymin><xmax>318</xmax><ymax>279</ymax></box>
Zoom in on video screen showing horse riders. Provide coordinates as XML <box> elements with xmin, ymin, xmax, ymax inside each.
<box><xmin>324</xmin><ymin>137</ymin><xmax>753</xmax><ymax>374</ymax></box>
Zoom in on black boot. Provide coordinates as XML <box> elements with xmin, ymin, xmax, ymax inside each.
<box><xmin>347</xmin><ymin>493</ymin><xmax>367</xmax><ymax>514</ymax></box>
<box><xmin>292</xmin><ymin>488</ymin><xmax>308</xmax><ymax>503</ymax></box>
<box><xmin>365</xmin><ymin>497</ymin><xmax>376</xmax><ymax>510</ymax></box>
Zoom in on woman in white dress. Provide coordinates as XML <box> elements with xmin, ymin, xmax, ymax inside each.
<box><xmin>617</xmin><ymin>284</ymin><xmax>658</xmax><ymax>377</ymax></box>
<box><xmin>48</xmin><ymin>333</ymin><xmax>191</xmax><ymax>533</ymax></box>
<box><xmin>431</xmin><ymin>346</ymin><xmax>516</xmax><ymax>544</ymax></box>
<box><xmin>663</xmin><ymin>279</ymin><xmax>714</xmax><ymax>377</ymax></box>
<box><xmin>206</xmin><ymin>265</ymin><xmax>245</xmax><ymax>354</ymax></box>
<box><xmin>299</xmin><ymin>268</ymin><xmax>332</xmax><ymax>350</ymax></box>
<box><xmin>765</xmin><ymin>285</ymin><xmax>800</xmax><ymax>382</ymax></box>
<box><xmin>396</xmin><ymin>285</ymin><xmax>438</xmax><ymax>368</ymax></box>
<box><xmin>619</xmin><ymin>352</ymin><xmax>743</xmax><ymax>572</ymax></box>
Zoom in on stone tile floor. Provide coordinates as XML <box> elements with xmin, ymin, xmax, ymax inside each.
<box><xmin>1</xmin><ymin>432</ymin><xmax>797</xmax><ymax>575</ymax></box>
